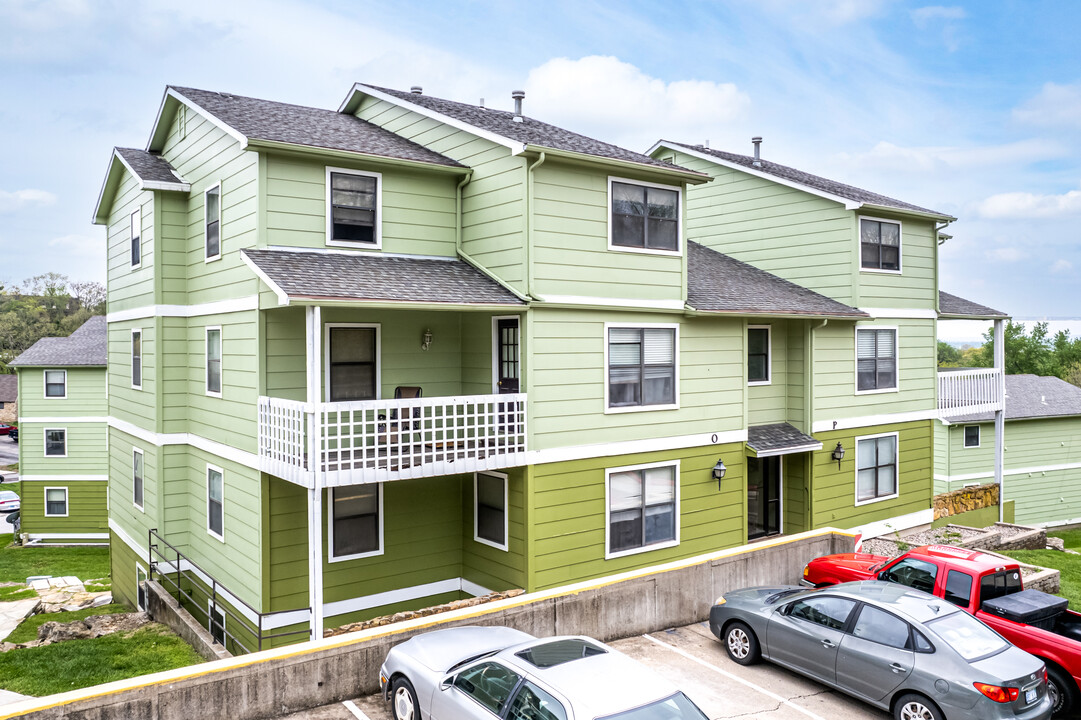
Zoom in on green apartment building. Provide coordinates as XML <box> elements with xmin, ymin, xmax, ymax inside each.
<box><xmin>10</xmin><ymin>316</ymin><xmax>109</xmax><ymax>545</ymax></box>
<box><xmin>92</xmin><ymin>83</ymin><xmax>1003</xmax><ymax>650</ymax></box>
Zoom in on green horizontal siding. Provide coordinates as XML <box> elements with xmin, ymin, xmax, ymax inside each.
<box><xmin>462</xmin><ymin>467</ymin><xmax>527</xmax><ymax>591</ymax></box>
<box><xmin>18</xmin><ymin>423</ymin><xmax>108</xmax><ymax>476</ymax></box>
<box><xmin>108</xmin><ymin>321</ymin><xmax>156</xmax><ymax>430</ymax></box>
<box><xmin>109</xmin><ymin>428</ymin><xmax>159</xmax><ymax>543</ymax></box>
<box><xmin>19</xmin><ymin>480</ymin><xmax>108</xmax><ymax>536</ymax></box>
<box><xmin>748</xmin><ymin>320</ymin><xmax>789</xmax><ymax>426</ymax></box>
<box><xmin>106</xmin><ymin>173</ymin><xmax>155</xmax><ymax>312</ymax></box>
<box><xmin>110</xmin><ymin>530</ymin><xmax>144</xmax><ymax>611</ymax></box>
<box><xmin>858</xmin><ymin>212</ymin><xmax>937</xmax><ymax>310</ymax></box>
<box><xmin>17</xmin><ymin>366</ymin><xmax>106</xmax><ymax>416</ymax></box>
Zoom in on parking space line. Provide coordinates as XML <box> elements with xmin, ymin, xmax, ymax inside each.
<box><xmin>641</xmin><ymin>634</ymin><xmax>828</xmax><ymax>720</ymax></box>
<box><xmin>343</xmin><ymin>700</ymin><xmax>370</xmax><ymax>720</ymax></box>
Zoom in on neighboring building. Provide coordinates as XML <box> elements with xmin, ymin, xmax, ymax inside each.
<box><xmin>0</xmin><ymin>374</ymin><xmax>16</xmax><ymax>423</ymax></box>
<box><xmin>9</xmin><ymin>316</ymin><xmax>109</xmax><ymax>544</ymax></box>
<box><xmin>935</xmin><ymin>374</ymin><xmax>1081</xmax><ymax>527</ymax></box>
<box><xmin>92</xmin><ymin>84</ymin><xmax>1002</xmax><ymax>651</ymax></box>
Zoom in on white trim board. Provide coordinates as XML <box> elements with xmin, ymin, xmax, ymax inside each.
<box><xmin>536</xmin><ymin>294</ymin><xmax>685</xmax><ymax>311</ymax></box>
<box><xmin>20</xmin><ymin>475</ymin><xmax>108</xmax><ymax>482</ymax></box>
<box><xmin>107</xmin><ymin>296</ymin><xmax>259</xmax><ymax>323</ymax></box>
<box><xmin>812</xmin><ymin>408</ymin><xmax>939</xmax><ymax>434</ymax></box>
<box><xmin>108</xmin><ymin>417</ymin><xmax>260</xmax><ymax>471</ymax></box>
<box><xmin>18</xmin><ymin>417</ymin><xmax>108</xmax><ymax>424</ymax></box>
<box><xmin>240</xmin><ymin>253</ymin><xmax>290</xmax><ymax>306</ymax></box>
<box><xmin>858</xmin><ymin>308</ymin><xmax>937</xmax><ymax>319</ymax></box>
<box><xmin>846</xmin><ymin>508</ymin><xmax>933</xmax><ymax>540</ymax></box>
<box><xmin>29</xmin><ymin>533</ymin><xmax>109</xmax><ymax>540</ymax></box>
<box><xmin>526</xmin><ymin>429</ymin><xmax>747</xmax><ymax>466</ymax></box>
<box><xmin>114</xmin><ymin>148</ymin><xmax>190</xmax><ymax>192</ymax></box>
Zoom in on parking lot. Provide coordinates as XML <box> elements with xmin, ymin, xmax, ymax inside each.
<box><xmin>282</xmin><ymin>622</ymin><xmax>885</xmax><ymax>720</ymax></box>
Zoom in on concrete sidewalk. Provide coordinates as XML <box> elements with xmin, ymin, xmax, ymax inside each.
<box><xmin>0</xmin><ymin>598</ymin><xmax>40</xmax><ymax>642</ymax></box>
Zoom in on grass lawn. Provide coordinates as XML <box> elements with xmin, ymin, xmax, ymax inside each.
<box><xmin>0</xmin><ymin>534</ymin><xmax>110</xmax><ymax>583</ymax></box>
<box><xmin>1004</xmin><ymin>531</ymin><xmax>1081</xmax><ymax>608</ymax></box>
<box><xmin>0</xmin><ymin>624</ymin><xmax>204</xmax><ymax>696</ymax></box>
<box><xmin>5</xmin><ymin>603</ymin><xmax>129</xmax><ymax>644</ymax></box>
<box><xmin>0</xmin><ymin>585</ymin><xmax>37</xmax><ymax>602</ymax></box>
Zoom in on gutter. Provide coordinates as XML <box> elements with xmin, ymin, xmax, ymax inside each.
<box><xmin>523</xmin><ymin>145</ymin><xmax>710</xmax><ymax>185</ymax></box>
<box><xmin>245</xmin><ymin>139</ymin><xmax>468</xmax><ymax>175</ymax></box>
<box><xmin>682</xmin><ymin>305</ymin><xmax>868</xmax><ymax>322</ymax></box>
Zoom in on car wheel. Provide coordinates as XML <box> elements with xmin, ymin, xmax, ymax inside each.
<box><xmin>894</xmin><ymin>693</ymin><xmax>943</xmax><ymax>720</ymax></box>
<box><xmin>1047</xmin><ymin>664</ymin><xmax>1076</xmax><ymax>716</ymax></box>
<box><xmin>392</xmin><ymin>677</ymin><xmax>419</xmax><ymax>720</ymax></box>
<box><xmin>723</xmin><ymin>621</ymin><xmax>761</xmax><ymax>665</ymax></box>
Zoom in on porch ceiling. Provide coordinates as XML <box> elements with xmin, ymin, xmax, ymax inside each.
<box><xmin>747</xmin><ymin>422</ymin><xmax>822</xmax><ymax>457</ymax></box>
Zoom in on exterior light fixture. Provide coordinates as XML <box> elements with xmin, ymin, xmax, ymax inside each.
<box><xmin>712</xmin><ymin>458</ymin><xmax>727</xmax><ymax>489</ymax></box>
<box><xmin>832</xmin><ymin>442</ymin><xmax>845</xmax><ymax>470</ymax></box>
<box><xmin>421</xmin><ymin>328</ymin><xmax>433</xmax><ymax>352</ymax></box>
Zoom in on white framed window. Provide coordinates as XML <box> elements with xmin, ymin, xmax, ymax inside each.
<box><xmin>206</xmin><ymin>326</ymin><xmax>222</xmax><ymax>397</ymax></box>
<box><xmin>963</xmin><ymin>425</ymin><xmax>980</xmax><ymax>448</ymax></box>
<box><xmin>328</xmin><ymin>484</ymin><xmax>383</xmax><ymax>561</ymax></box>
<box><xmin>44</xmin><ymin>369</ymin><xmax>67</xmax><ymax>398</ymax></box>
<box><xmin>209</xmin><ymin>603</ymin><xmax>226</xmax><ymax>646</ymax></box>
<box><xmin>608</xmin><ymin>176</ymin><xmax>681</xmax><ymax>255</ymax></box>
<box><xmin>205</xmin><ymin>183</ymin><xmax>221</xmax><ymax>261</ymax></box>
<box><xmin>747</xmin><ymin>326</ymin><xmax>771</xmax><ymax>385</ymax></box>
<box><xmin>136</xmin><ymin>563</ymin><xmax>148</xmax><ymax>612</ymax></box>
<box><xmin>605</xmin><ymin>460</ymin><xmax>680</xmax><ymax>559</ymax></box>
<box><xmin>44</xmin><ymin>428</ymin><xmax>66</xmax><ymax>457</ymax></box>
<box><xmin>326</xmin><ymin>166</ymin><xmax>382</xmax><ymax>248</ymax></box>
<box><xmin>855</xmin><ymin>432</ymin><xmax>899</xmax><ymax>505</ymax></box>
<box><xmin>207</xmin><ymin>464</ymin><xmax>224</xmax><ymax>541</ymax></box>
<box><xmin>130</xmin><ymin>207</ymin><xmax>142</xmax><ymax>268</ymax></box>
<box><xmin>131</xmin><ymin>329</ymin><xmax>142</xmax><ymax>390</ymax></box>
<box><xmin>133</xmin><ymin>448</ymin><xmax>144</xmax><ymax>511</ymax></box>
<box><xmin>605</xmin><ymin>323</ymin><xmax>678</xmax><ymax>413</ymax></box>
<box><xmin>44</xmin><ymin>487</ymin><xmax>68</xmax><ymax>517</ymax></box>
<box><xmin>855</xmin><ymin>326</ymin><xmax>898</xmax><ymax>393</ymax></box>
<box><xmin>474</xmin><ymin>472</ymin><xmax>508</xmax><ymax>551</ymax></box>
<box><xmin>325</xmin><ymin>323</ymin><xmax>380</xmax><ymax>402</ymax></box>
<box><xmin>859</xmin><ymin>216</ymin><xmax>902</xmax><ymax>273</ymax></box>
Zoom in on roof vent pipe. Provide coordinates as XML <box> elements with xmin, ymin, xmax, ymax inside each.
<box><xmin>752</xmin><ymin>137</ymin><xmax>762</xmax><ymax>166</ymax></box>
<box><xmin>410</xmin><ymin>86</ymin><xmax>423</xmax><ymax>94</ymax></box>
<box><xmin>512</xmin><ymin>90</ymin><xmax>525</xmax><ymax>122</ymax></box>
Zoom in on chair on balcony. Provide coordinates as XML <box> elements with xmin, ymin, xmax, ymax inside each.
<box><xmin>378</xmin><ymin>386</ymin><xmax>422</xmax><ymax>449</ymax></box>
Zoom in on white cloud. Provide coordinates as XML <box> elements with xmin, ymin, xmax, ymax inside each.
<box><xmin>911</xmin><ymin>6</ymin><xmax>966</xmax><ymax>28</ymax></box>
<box><xmin>839</xmin><ymin>138</ymin><xmax>1064</xmax><ymax>176</ymax></box>
<box><xmin>47</xmin><ymin>233</ymin><xmax>105</xmax><ymax>258</ymax></box>
<box><xmin>1013</xmin><ymin>82</ymin><xmax>1081</xmax><ymax>128</ymax></box>
<box><xmin>976</xmin><ymin>188</ymin><xmax>1081</xmax><ymax>219</ymax></box>
<box><xmin>1050</xmin><ymin>259</ymin><xmax>1074</xmax><ymax>274</ymax></box>
<box><xmin>0</xmin><ymin>188</ymin><xmax>56</xmax><ymax>213</ymax></box>
<box><xmin>989</xmin><ymin>247</ymin><xmax>1026</xmax><ymax>263</ymax></box>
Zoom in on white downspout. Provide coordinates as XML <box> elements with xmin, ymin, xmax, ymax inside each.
<box><xmin>306</xmin><ymin>305</ymin><xmax>325</xmax><ymax>640</ymax></box>
<box><xmin>994</xmin><ymin>317</ymin><xmax>1005</xmax><ymax>522</ymax></box>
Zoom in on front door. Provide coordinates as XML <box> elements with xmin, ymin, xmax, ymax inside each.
<box><xmin>495</xmin><ymin>318</ymin><xmax>519</xmax><ymax>394</ymax></box>
<box><xmin>747</xmin><ymin>456</ymin><xmax>781</xmax><ymax>539</ymax></box>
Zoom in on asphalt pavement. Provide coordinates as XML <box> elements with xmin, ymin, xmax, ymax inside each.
<box><xmin>0</xmin><ymin>437</ymin><xmax>17</xmax><ymax>469</ymax></box>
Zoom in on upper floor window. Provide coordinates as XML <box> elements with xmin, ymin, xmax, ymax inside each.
<box><xmin>44</xmin><ymin>428</ymin><xmax>66</xmax><ymax>457</ymax></box>
<box><xmin>207</xmin><ymin>465</ymin><xmax>224</xmax><ymax>541</ymax></box>
<box><xmin>44</xmin><ymin>369</ymin><xmax>66</xmax><ymax>398</ymax></box>
<box><xmin>606</xmin><ymin>325</ymin><xmax>677</xmax><ymax>411</ymax></box>
<box><xmin>205</xmin><ymin>184</ymin><xmax>221</xmax><ymax>261</ymax></box>
<box><xmin>326</xmin><ymin>324</ymin><xmax>378</xmax><ymax>401</ymax></box>
<box><xmin>329</xmin><ymin>484</ymin><xmax>382</xmax><ymax>560</ymax></box>
<box><xmin>130</xmin><ymin>207</ymin><xmax>142</xmax><ymax>268</ymax></box>
<box><xmin>860</xmin><ymin>218</ymin><xmax>901</xmax><ymax>272</ymax></box>
<box><xmin>963</xmin><ymin>425</ymin><xmax>980</xmax><ymax>448</ymax></box>
<box><xmin>327</xmin><ymin>167</ymin><xmax>381</xmax><ymax>248</ymax></box>
<box><xmin>206</xmin><ymin>327</ymin><xmax>222</xmax><ymax>397</ymax></box>
<box><xmin>131</xmin><ymin>329</ymin><xmax>142</xmax><ymax>390</ymax></box>
<box><xmin>747</xmin><ymin>326</ymin><xmax>771</xmax><ymax>385</ymax></box>
<box><xmin>609</xmin><ymin>178</ymin><xmax>680</xmax><ymax>254</ymax></box>
<box><xmin>856</xmin><ymin>433</ymin><xmax>898</xmax><ymax>504</ymax></box>
<box><xmin>856</xmin><ymin>327</ymin><xmax>896</xmax><ymax>393</ymax></box>
<box><xmin>606</xmin><ymin>461</ymin><xmax>679</xmax><ymax>558</ymax></box>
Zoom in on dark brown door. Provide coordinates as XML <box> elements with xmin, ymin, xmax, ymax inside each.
<box><xmin>496</xmin><ymin>318</ymin><xmax>519</xmax><ymax>394</ymax></box>
<box><xmin>748</xmin><ymin>456</ymin><xmax>781</xmax><ymax>539</ymax></box>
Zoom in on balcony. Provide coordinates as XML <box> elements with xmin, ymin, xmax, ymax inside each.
<box><xmin>258</xmin><ymin>393</ymin><xmax>527</xmax><ymax>488</ymax></box>
<box><xmin>938</xmin><ymin>368</ymin><xmax>1004</xmax><ymax>419</ymax></box>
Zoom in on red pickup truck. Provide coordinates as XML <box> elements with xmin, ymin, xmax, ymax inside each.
<box><xmin>803</xmin><ymin>544</ymin><xmax>1081</xmax><ymax>716</ymax></box>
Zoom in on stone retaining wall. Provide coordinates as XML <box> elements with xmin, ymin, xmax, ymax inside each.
<box><xmin>934</xmin><ymin>483</ymin><xmax>998</xmax><ymax>520</ymax></box>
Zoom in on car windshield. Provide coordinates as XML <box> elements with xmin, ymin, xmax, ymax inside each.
<box><xmin>599</xmin><ymin>693</ymin><xmax>709</xmax><ymax>720</ymax></box>
<box><xmin>926</xmin><ymin>610</ymin><xmax>1008</xmax><ymax>661</ymax></box>
<box><xmin>0</xmin><ymin>492</ymin><xmax>17</xmax><ymax>501</ymax></box>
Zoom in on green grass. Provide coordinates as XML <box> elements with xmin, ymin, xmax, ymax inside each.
<box><xmin>0</xmin><ymin>624</ymin><xmax>204</xmax><ymax>696</ymax></box>
<box><xmin>0</xmin><ymin>534</ymin><xmax>110</xmax><ymax>583</ymax></box>
<box><xmin>1004</xmin><ymin>531</ymin><xmax>1081</xmax><ymax>608</ymax></box>
<box><xmin>0</xmin><ymin>585</ymin><xmax>36</xmax><ymax>602</ymax></box>
<box><xmin>5</xmin><ymin>603</ymin><xmax>129</xmax><ymax>645</ymax></box>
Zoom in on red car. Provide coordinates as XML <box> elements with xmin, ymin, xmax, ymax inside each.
<box><xmin>804</xmin><ymin>544</ymin><xmax>1081</xmax><ymax>716</ymax></box>
<box><xmin>0</xmin><ymin>424</ymin><xmax>12</xmax><ymax>436</ymax></box>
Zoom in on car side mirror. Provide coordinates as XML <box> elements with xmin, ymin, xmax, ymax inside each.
<box><xmin>877</xmin><ymin>571</ymin><xmax>889</xmax><ymax>582</ymax></box>
<box><xmin>440</xmin><ymin>675</ymin><xmax>454</xmax><ymax>691</ymax></box>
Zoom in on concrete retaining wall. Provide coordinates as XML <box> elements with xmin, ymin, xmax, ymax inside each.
<box><xmin>146</xmin><ymin>581</ymin><xmax>231</xmax><ymax>663</ymax></box>
<box><xmin>1</xmin><ymin>529</ymin><xmax>852</xmax><ymax>720</ymax></box>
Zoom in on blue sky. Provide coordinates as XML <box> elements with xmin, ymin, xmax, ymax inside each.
<box><xmin>1</xmin><ymin>0</ymin><xmax>1078</xmax><ymax>323</ymax></box>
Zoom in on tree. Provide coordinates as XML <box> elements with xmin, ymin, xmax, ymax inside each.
<box><xmin>1066</xmin><ymin>362</ymin><xmax>1081</xmax><ymax>389</ymax></box>
<box><xmin>0</xmin><ymin>274</ymin><xmax>106</xmax><ymax>373</ymax></box>
<box><xmin>972</xmin><ymin>321</ymin><xmax>1081</xmax><ymax>380</ymax></box>
<box><xmin>937</xmin><ymin>341</ymin><xmax>962</xmax><ymax>367</ymax></box>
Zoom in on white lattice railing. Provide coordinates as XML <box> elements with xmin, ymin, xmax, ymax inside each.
<box><xmin>257</xmin><ymin>393</ymin><xmax>528</xmax><ymax>488</ymax></box>
<box><xmin>938</xmin><ymin>368</ymin><xmax>1004</xmax><ymax>419</ymax></box>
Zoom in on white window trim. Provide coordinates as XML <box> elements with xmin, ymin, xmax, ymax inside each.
<box><xmin>325</xmin><ymin>166</ymin><xmax>383</xmax><ymax>249</ymax></box>
<box><xmin>604</xmin><ymin>459</ymin><xmax>681</xmax><ymax>560</ymax></box>
<box><xmin>854</xmin><ymin>431</ymin><xmax>900</xmax><ymax>506</ymax></box>
<box><xmin>963</xmin><ymin>425</ymin><xmax>981</xmax><ymax>449</ymax></box>
<box><xmin>43</xmin><ymin>427</ymin><xmax>67</xmax><ymax>458</ymax></box>
<box><xmin>43</xmin><ymin>369</ymin><xmax>67</xmax><ymax>399</ymax></box>
<box><xmin>205</xmin><ymin>326</ymin><xmax>222</xmax><ymax>398</ymax></box>
<box><xmin>854</xmin><ymin>325</ymin><xmax>899</xmax><ymax>395</ymax></box>
<box><xmin>490</xmin><ymin>315</ymin><xmax>520</xmax><ymax>394</ymax></box>
<box><xmin>474</xmin><ymin>471</ymin><xmax>509</xmax><ymax>552</ymax></box>
<box><xmin>43</xmin><ymin>486</ymin><xmax>69</xmax><ymax>518</ymax></box>
<box><xmin>747</xmin><ymin>325</ymin><xmax>772</xmax><ymax>386</ymax></box>
<box><xmin>858</xmin><ymin>215</ymin><xmax>903</xmax><ymax>275</ymax></box>
<box><xmin>132</xmin><ymin>447</ymin><xmax>145</xmax><ymax>513</ymax></box>
<box><xmin>207</xmin><ymin>464</ymin><xmax>225</xmax><ymax>542</ymax></box>
<box><xmin>204</xmin><ymin>182</ymin><xmax>222</xmax><ymax>263</ymax></box>
<box><xmin>327</xmin><ymin>484</ymin><xmax>384</xmax><ymax>562</ymax></box>
<box><xmin>130</xmin><ymin>207</ymin><xmax>142</xmax><ymax>270</ymax></box>
<box><xmin>135</xmin><ymin>562</ymin><xmax>148</xmax><ymax>612</ymax></box>
<box><xmin>324</xmin><ymin>323</ymin><xmax>381</xmax><ymax>402</ymax></box>
<box><xmin>603</xmin><ymin>322</ymin><xmax>680</xmax><ymax>414</ymax></box>
<box><xmin>131</xmin><ymin>329</ymin><xmax>143</xmax><ymax>390</ymax></box>
<box><xmin>607</xmin><ymin>176</ymin><xmax>683</xmax><ymax>257</ymax></box>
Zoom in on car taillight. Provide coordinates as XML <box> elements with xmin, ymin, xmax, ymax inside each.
<box><xmin>974</xmin><ymin>682</ymin><xmax>1019</xmax><ymax>703</ymax></box>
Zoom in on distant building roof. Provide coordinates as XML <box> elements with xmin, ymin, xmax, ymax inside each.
<box><xmin>10</xmin><ymin>316</ymin><xmax>107</xmax><ymax>367</ymax></box>
<box><xmin>0</xmin><ymin>375</ymin><xmax>15</xmax><ymax>403</ymax></box>
<box><xmin>747</xmin><ymin>423</ymin><xmax>823</xmax><ymax>457</ymax></box>
<box><xmin>939</xmin><ymin>291</ymin><xmax>1008</xmax><ymax>319</ymax></box>
<box><xmin>687</xmin><ymin>242</ymin><xmax>869</xmax><ymax>318</ymax></box>
<box><xmin>948</xmin><ymin>374</ymin><xmax>1081</xmax><ymax>423</ymax></box>
<box><xmin>114</xmin><ymin>148</ymin><xmax>189</xmax><ymax>190</ymax></box>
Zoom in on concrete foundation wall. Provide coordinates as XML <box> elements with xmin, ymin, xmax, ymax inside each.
<box><xmin>2</xmin><ymin>529</ymin><xmax>853</xmax><ymax>720</ymax></box>
<box><xmin>146</xmin><ymin>581</ymin><xmax>231</xmax><ymax>663</ymax></box>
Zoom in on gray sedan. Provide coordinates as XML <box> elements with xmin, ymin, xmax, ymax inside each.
<box><xmin>379</xmin><ymin>626</ymin><xmax>710</xmax><ymax>720</ymax></box>
<box><xmin>710</xmin><ymin>580</ymin><xmax>1051</xmax><ymax>720</ymax></box>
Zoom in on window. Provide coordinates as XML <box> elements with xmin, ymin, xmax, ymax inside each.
<box><xmin>136</xmin><ymin>564</ymin><xmax>148</xmax><ymax>612</ymax></box>
<box><xmin>980</xmin><ymin>570</ymin><xmax>1022</xmax><ymax>604</ymax></box>
<box><xmin>210</xmin><ymin>604</ymin><xmax>226</xmax><ymax>646</ymax></box>
<box><xmin>606</xmin><ymin>325</ymin><xmax>677</xmax><ymax>410</ymax></box>
<box><xmin>926</xmin><ymin>611</ymin><xmax>1007</xmax><ymax>661</ymax></box>
<box><xmin>326</xmin><ymin>167</ymin><xmax>380</xmax><ymax>247</ymax></box>
<box><xmin>329</xmin><ymin>484</ymin><xmax>381</xmax><ymax>560</ymax></box>
<box><xmin>205</xmin><ymin>184</ymin><xmax>221</xmax><ymax>260</ymax></box>
<box><xmin>130</xmin><ymin>207</ymin><xmax>141</xmax><ymax>267</ymax></box>
<box><xmin>206</xmin><ymin>327</ymin><xmax>222</xmax><ymax>396</ymax></box>
<box><xmin>609</xmin><ymin>179</ymin><xmax>680</xmax><ymax>253</ymax></box>
<box><xmin>945</xmin><ymin>570</ymin><xmax>973</xmax><ymax>607</ymax></box>
<box><xmin>607</xmin><ymin>462</ymin><xmax>678</xmax><ymax>558</ymax></box>
<box><xmin>860</xmin><ymin>217</ymin><xmax>901</xmax><ymax>271</ymax></box>
<box><xmin>326</xmin><ymin>325</ymin><xmax>378</xmax><ymax>402</ymax></box>
<box><xmin>131</xmin><ymin>330</ymin><xmax>142</xmax><ymax>389</ymax></box>
<box><xmin>508</xmin><ymin>681</ymin><xmax>567</xmax><ymax>720</ymax></box>
<box><xmin>747</xmin><ymin>326</ymin><xmax>770</xmax><ymax>385</ymax></box>
<box><xmin>856</xmin><ymin>433</ymin><xmax>898</xmax><ymax>504</ymax></box>
<box><xmin>133</xmin><ymin>448</ymin><xmax>144</xmax><ymax>510</ymax></box>
<box><xmin>475</xmin><ymin>472</ymin><xmax>508</xmax><ymax>551</ymax></box>
<box><xmin>453</xmin><ymin>662</ymin><xmax>522</xmax><ymax>715</ymax></box>
<box><xmin>44</xmin><ymin>487</ymin><xmax>68</xmax><ymax>517</ymax></box>
<box><xmin>963</xmin><ymin>425</ymin><xmax>980</xmax><ymax>448</ymax></box>
<box><xmin>44</xmin><ymin>369</ymin><xmax>66</xmax><ymax>398</ymax></box>
<box><xmin>882</xmin><ymin>557</ymin><xmax>938</xmax><ymax>593</ymax></box>
<box><xmin>207</xmin><ymin>465</ymin><xmax>224</xmax><ymax>541</ymax></box>
<box><xmin>856</xmin><ymin>327</ymin><xmax>897</xmax><ymax>392</ymax></box>
<box><xmin>44</xmin><ymin>428</ymin><xmax>66</xmax><ymax>457</ymax></box>
<box><xmin>786</xmin><ymin>596</ymin><xmax>857</xmax><ymax>630</ymax></box>
<box><xmin>851</xmin><ymin>605</ymin><xmax>911</xmax><ymax>649</ymax></box>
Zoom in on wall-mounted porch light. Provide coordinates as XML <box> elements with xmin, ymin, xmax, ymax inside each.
<box><xmin>421</xmin><ymin>328</ymin><xmax>433</xmax><ymax>352</ymax></box>
<box><xmin>831</xmin><ymin>442</ymin><xmax>845</xmax><ymax>470</ymax></box>
<box><xmin>712</xmin><ymin>458</ymin><xmax>727</xmax><ymax>490</ymax></box>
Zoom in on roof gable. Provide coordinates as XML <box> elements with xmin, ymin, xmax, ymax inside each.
<box><xmin>92</xmin><ymin>147</ymin><xmax>190</xmax><ymax>225</ymax></box>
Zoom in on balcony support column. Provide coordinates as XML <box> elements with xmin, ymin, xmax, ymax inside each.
<box><xmin>994</xmin><ymin>318</ymin><xmax>1005</xmax><ymax>522</ymax></box>
<box><xmin>306</xmin><ymin>305</ymin><xmax>325</xmax><ymax>641</ymax></box>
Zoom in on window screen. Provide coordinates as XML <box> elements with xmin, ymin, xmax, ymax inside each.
<box><xmin>330</xmin><ymin>172</ymin><xmax>377</xmax><ymax>244</ymax></box>
<box><xmin>857</xmin><ymin>329</ymin><xmax>897</xmax><ymax>391</ymax></box>
<box><xmin>332</xmin><ymin>485</ymin><xmax>380</xmax><ymax>557</ymax></box>
<box><xmin>608</xmin><ymin>327</ymin><xmax>675</xmax><ymax>408</ymax></box>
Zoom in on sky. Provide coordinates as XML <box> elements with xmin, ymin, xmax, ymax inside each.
<box><xmin>1</xmin><ymin>0</ymin><xmax>1078</xmax><ymax>325</ymax></box>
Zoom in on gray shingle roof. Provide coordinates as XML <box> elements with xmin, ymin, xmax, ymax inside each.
<box><xmin>747</xmin><ymin>423</ymin><xmax>823</xmax><ymax>456</ymax></box>
<box><xmin>661</xmin><ymin>140</ymin><xmax>949</xmax><ymax>218</ymax></box>
<box><xmin>10</xmin><ymin>316</ymin><xmax>107</xmax><ymax>367</ymax></box>
<box><xmin>361</xmin><ymin>85</ymin><xmax>704</xmax><ymax>175</ymax></box>
<box><xmin>171</xmin><ymin>86</ymin><xmax>464</xmax><ymax>169</ymax></box>
<box><xmin>0</xmin><ymin>375</ymin><xmax>15</xmax><ymax>403</ymax></box>
<box><xmin>948</xmin><ymin>374</ymin><xmax>1081</xmax><ymax>423</ymax></box>
<box><xmin>115</xmin><ymin>148</ymin><xmax>188</xmax><ymax>188</ymax></box>
<box><xmin>687</xmin><ymin>242</ymin><xmax>868</xmax><ymax>318</ymax></box>
<box><xmin>939</xmin><ymin>291</ymin><xmax>1008</xmax><ymax>319</ymax></box>
<box><xmin>242</xmin><ymin>249</ymin><xmax>525</xmax><ymax>306</ymax></box>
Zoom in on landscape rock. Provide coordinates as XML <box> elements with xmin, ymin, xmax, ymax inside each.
<box><xmin>1047</xmin><ymin>537</ymin><xmax>1065</xmax><ymax>551</ymax></box>
<box><xmin>36</xmin><ymin>612</ymin><xmax>149</xmax><ymax>645</ymax></box>
<box><xmin>324</xmin><ymin>589</ymin><xmax>525</xmax><ymax>638</ymax></box>
<box><xmin>90</xmin><ymin>593</ymin><xmax>114</xmax><ymax>607</ymax></box>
